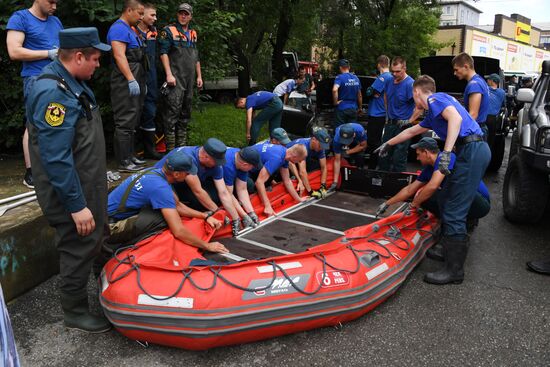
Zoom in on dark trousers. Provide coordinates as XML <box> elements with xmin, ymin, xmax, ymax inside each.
<box><xmin>249</xmin><ymin>97</ymin><xmax>283</xmax><ymax>145</ymax></box>
<box><xmin>334</xmin><ymin>108</ymin><xmax>357</xmax><ymax>129</ymax></box>
<box><xmin>366</xmin><ymin>115</ymin><xmax>386</xmax><ymax>169</ymax></box>
<box><xmin>422</xmin><ymin>191</ymin><xmax>491</xmax><ymax>220</ymax></box>
<box><xmin>438</xmin><ymin>141</ymin><xmax>491</xmax><ymax>238</ymax></box>
<box><xmin>174</xmin><ymin>178</ymin><xmax>220</xmax><ymax>210</ymax></box>
<box><xmin>140</xmin><ymin>89</ymin><xmax>158</xmax><ymax>131</ymax></box>
<box><xmin>107</xmin><ymin>207</ymin><xmax>167</xmax><ymax>246</ymax></box>
<box><xmin>485</xmin><ymin>114</ymin><xmax>497</xmax><ymax>148</ymax></box>
<box><xmin>378</xmin><ymin>123</ymin><xmax>409</xmax><ymax>172</ymax></box>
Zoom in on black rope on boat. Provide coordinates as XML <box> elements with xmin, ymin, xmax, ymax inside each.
<box><xmin>134</xmin><ymin>265</ymin><xmax>193</xmax><ymax>301</ymax></box>
<box><xmin>314</xmin><ymin>250</ymin><xmax>361</xmax><ymax>274</ymax></box>
<box><xmin>271</xmin><ymin>259</ymin><xmax>327</xmax><ymax>296</ymax></box>
<box><xmin>185</xmin><ymin>267</ymin><xmax>219</xmax><ymax>292</ymax></box>
<box><xmin>213</xmin><ymin>261</ymin><xmax>278</xmax><ymax>293</ymax></box>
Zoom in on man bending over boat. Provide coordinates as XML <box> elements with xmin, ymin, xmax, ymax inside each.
<box><xmin>332</xmin><ymin>123</ymin><xmax>367</xmax><ymax>189</ymax></box>
<box><xmin>154</xmin><ymin>138</ymin><xmax>243</xmax><ymax>236</ymax></box>
<box><xmin>251</xmin><ymin>142</ymin><xmax>308</xmax><ymax>216</ymax></box>
<box><xmin>108</xmin><ymin>150</ymin><xmax>228</xmax><ymax>253</ymax></box>
<box><xmin>376</xmin><ymin>137</ymin><xmax>490</xmax><ymax>260</ymax></box>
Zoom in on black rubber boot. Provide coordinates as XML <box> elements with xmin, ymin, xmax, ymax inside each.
<box><xmin>60</xmin><ymin>293</ymin><xmax>111</xmax><ymax>333</ymax></box>
<box><xmin>130</xmin><ymin>132</ymin><xmax>146</xmax><ymax>165</ymax></box>
<box><xmin>165</xmin><ymin>132</ymin><xmax>176</xmax><ymax>152</ymax></box>
<box><xmin>426</xmin><ymin>242</ymin><xmax>444</xmax><ymax>262</ymax></box>
<box><xmin>526</xmin><ymin>258</ymin><xmax>550</xmax><ymax>275</ymax></box>
<box><xmin>117</xmin><ymin>133</ymin><xmax>142</xmax><ymax>172</ymax></box>
<box><xmin>424</xmin><ymin>236</ymin><xmax>468</xmax><ymax>285</ymax></box>
<box><xmin>143</xmin><ymin>130</ymin><xmax>163</xmax><ymax>160</ymax></box>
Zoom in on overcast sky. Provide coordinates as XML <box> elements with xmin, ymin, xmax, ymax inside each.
<box><xmin>474</xmin><ymin>0</ymin><xmax>550</xmax><ymax>25</ymax></box>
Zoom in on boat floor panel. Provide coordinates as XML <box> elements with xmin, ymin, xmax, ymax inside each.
<box><xmin>285</xmin><ymin>205</ymin><xmax>376</xmax><ymax>231</ymax></box>
<box><xmin>218</xmin><ymin>238</ymin><xmax>283</xmax><ymax>259</ymax></box>
<box><xmin>321</xmin><ymin>192</ymin><xmax>401</xmax><ymax>216</ymax></box>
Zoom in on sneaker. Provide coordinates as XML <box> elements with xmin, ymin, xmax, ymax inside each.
<box><xmin>118</xmin><ymin>160</ymin><xmax>142</xmax><ymax>173</ymax></box>
<box><xmin>131</xmin><ymin>156</ymin><xmax>146</xmax><ymax>165</ymax></box>
<box><xmin>23</xmin><ymin>170</ymin><xmax>34</xmax><ymax>189</ymax></box>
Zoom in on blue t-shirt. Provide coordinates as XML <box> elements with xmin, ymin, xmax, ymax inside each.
<box><xmin>273</xmin><ymin>79</ymin><xmax>296</xmax><ymax>96</ymax></box>
<box><xmin>334</xmin><ymin>72</ymin><xmax>362</xmax><ymax>111</ymax></box>
<box><xmin>332</xmin><ymin>123</ymin><xmax>367</xmax><ymax>154</ymax></box>
<box><xmin>253</xmin><ymin>142</ymin><xmax>288</xmax><ymax>175</ymax></box>
<box><xmin>107</xmin><ymin>168</ymin><xmax>176</xmax><ymax>220</ymax></box>
<box><xmin>107</xmin><ymin>19</ymin><xmax>142</xmax><ymax>49</ymax></box>
<box><xmin>246</xmin><ymin>91</ymin><xmax>276</xmax><ymax>110</ymax></box>
<box><xmin>223</xmin><ymin>147</ymin><xmax>249</xmax><ymax>186</ymax></box>
<box><xmin>386</xmin><ymin>75</ymin><xmax>415</xmax><ymax>120</ymax></box>
<box><xmin>488</xmin><ymin>87</ymin><xmax>505</xmax><ymax>116</ymax></box>
<box><xmin>419</xmin><ymin>93</ymin><xmax>483</xmax><ymax>140</ymax></box>
<box><xmin>6</xmin><ymin>10</ymin><xmax>63</xmax><ymax>77</ymax></box>
<box><xmin>155</xmin><ymin>146</ymin><xmax>223</xmax><ymax>181</ymax></box>
<box><xmin>368</xmin><ymin>71</ymin><xmax>392</xmax><ymax>117</ymax></box>
<box><xmin>417</xmin><ymin>152</ymin><xmax>490</xmax><ymax>201</ymax></box>
<box><xmin>464</xmin><ymin>74</ymin><xmax>490</xmax><ymax>124</ymax></box>
<box><xmin>287</xmin><ymin>138</ymin><xmax>325</xmax><ymax>160</ymax></box>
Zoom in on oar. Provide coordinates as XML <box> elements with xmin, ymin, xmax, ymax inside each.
<box><xmin>0</xmin><ymin>196</ymin><xmax>37</xmax><ymax>217</ymax></box>
<box><xmin>0</xmin><ymin>191</ymin><xmax>36</xmax><ymax>205</ymax></box>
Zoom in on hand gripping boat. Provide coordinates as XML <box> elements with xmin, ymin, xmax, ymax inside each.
<box><xmin>99</xmin><ymin>162</ymin><xmax>440</xmax><ymax>350</ymax></box>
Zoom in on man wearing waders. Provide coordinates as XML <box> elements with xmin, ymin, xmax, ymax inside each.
<box><xmin>158</xmin><ymin>3</ymin><xmax>203</xmax><ymax>151</ymax></box>
<box><xmin>107</xmin><ymin>0</ymin><xmax>146</xmax><ymax>172</ymax></box>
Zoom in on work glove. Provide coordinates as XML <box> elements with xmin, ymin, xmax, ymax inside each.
<box><xmin>438</xmin><ymin>151</ymin><xmax>452</xmax><ymax>176</ymax></box>
<box><xmin>310</xmin><ymin>190</ymin><xmax>322</xmax><ymax>199</ymax></box>
<box><xmin>128</xmin><ymin>80</ymin><xmax>140</xmax><ymax>96</ymax></box>
<box><xmin>242</xmin><ymin>215</ymin><xmax>256</xmax><ymax>229</ymax></box>
<box><xmin>397</xmin><ymin>119</ymin><xmax>409</xmax><ymax>129</ymax></box>
<box><xmin>231</xmin><ymin>219</ymin><xmax>241</xmax><ymax>236</ymax></box>
<box><xmin>247</xmin><ymin>211</ymin><xmax>260</xmax><ymax>226</ymax></box>
<box><xmin>319</xmin><ymin>184</ymin><xmax>328</xmax><ymax>198</ymax></box>
<box><xmin>224</xmin><ymin>216</ymin><xmax>231</xmax><ymax>226</ymax></box>
<box><xmin>373</xmin><ymin>142</ymin><xmax>391</xmax><ymax>158</ymax></box>
<box><xmin>47</xmin><ymin>48</ymin><xmax>58</xmax><ymax>60</ymax></box>
<box><xmin>328</xmin><ymin>182</ymin><xmax>337</xmax><ymax>192</ymax></box>
<box><xmin>376</xmin><ymin>202</ymin><xmax>389</xmax><ymax>217</ymax></box>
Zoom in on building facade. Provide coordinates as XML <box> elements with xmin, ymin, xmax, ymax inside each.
<box><xmin>439</xmin><ymin>0</ymin><xmax>481</xmax><ymax>27</ymax></box>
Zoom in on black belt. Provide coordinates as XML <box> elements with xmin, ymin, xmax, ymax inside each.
<box><xmin>456</xmin><ymin>134</ymin><xmax>483</xmax><ymax>146</ymax></box>
<box><xmin>387</xmin><ymin>119</ymin><xmax>408</xmax><ymax>125</ymax></box>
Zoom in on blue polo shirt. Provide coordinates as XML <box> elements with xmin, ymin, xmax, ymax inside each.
<box><xmin>155</xmin><ymin>146</ymin><xmax>223</xmax><ymax>181</ymax></box>
<box><xmin>253</xmin><ymin>142</ymin><xmax>288</xmax><ymax>175</ymax></box>
<box><xmin>418</xmin><ymin>152</ymin><xmax>490</xmax><ymax>201</ymax></box>
<box><xmin>223</xmin><ymin>147</ymin><xmax>249</xmax><ymax>186</ymax></box>
<box><xmin>334</xmin><ymin>72</ymin><xmax>361</xmax><ymax>111</ymax></box>
<box><xmin>246</xmin><ymin>91</ymin><xmax>277</xmax><ymax>110</ymax></box>
<box><xmin>464</xmin><ymin>74</ymin><xmax>490</xmax><ymax>124</ymax></box>
<box><xmin>488</xmin><ymin>87</ymin><xmax>505</xmax><ymax>116</ymax></box>
<box><xmin>419</xmin><ymin>93</ymin><xmax>483</xmax><ymax>140</ymax></box>
<box><xmin>107</xmin><ymin>19</ymin><xmax>143</xmax><ymax>49</ymax></box>
<box><xmin>332</xmin><ymin>123</ymin><xmax>367</xmax><ymax>154</ymax></box>
<box><xmin>6</xmin><ymin>10</ymin><xmax>63</xmax><ymax>77</ymax></box>
<box><xmin>286</xmin><ymin>138</ymin><xmax>326</xmax><ymax>160</ymax></box>
<box><xmin>387</xmin><ymin>75</ymin><xmax>415</xmax><ymax>120</ymax></box>
<box><xmin>368</xmin><ymin>71</ymin><xmax>392</xmax><ymax>117</ymax></box>
<box><xmin>107</xmin><ymin>168</ymin><xmax>176</xmax><ymax>220</ymax></box>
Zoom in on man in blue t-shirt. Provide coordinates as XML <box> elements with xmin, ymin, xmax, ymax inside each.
<box><xmin>107</xmin><ymin>0</ymin><xmax>147</xmax><ymax>172</ymax></box>
<box><xmin>251</xmin><ymin>143</ymin><xmax>308</xmax><ymax>217</ymax></box>
<box><xmin>286</xmin><ymin>127</ymin><xmax>331</xmax><ymax>198</ymax></box>
<box><xmin>486</xmin><ymin>73</ymin><xmax>506</xmax><ymax>148</ymax></box>
<box><xmin>107</xmin><ymin>150</ymin><xmax>227</xmax><ymax>253</ymax></box>
<box><xmin>375</xmin><ymin>75</ymin><xmax>490</xmax><ymax>285</ymax></box>
<box><xmin>332</xmin><ymin>59</ymin><xmax>362</xmax><ymax>128</ymax></box>
<box><xmin>366</xmin><ymin>55</ymin><xmax>392</xmax><ymax>169</ymax></box>
<box><xmin>7</xmin><ymin>0</ymin><xmax>63</xmax><ymax>188</ymax></box>
<box><xmin>332</xmin><ymin>123</ymin><xmax>367</xmax><ymax>189</ymax></box>
<box><xmin>236</xmin><ymin>91</ymin><xmax>284</xmax><ymax>145</ymax></box>
<box><xmin>222</xmin><ymin>146</ymin><xmax>263</xmax><ymax>229</ymax></box>
<box><xmin>154</xmin><ymin>138</ymin><xmax>243</xmax><ymax>236</ymax></box>
<box><xmin>452</xmin><ymin>52</ymin><xmax>490</xmax><ymax>138</ymax></box>
<box><xmin>378</xmin><ymin>56</ymin><xmax>422</xmax><ymax>172</ymax></box>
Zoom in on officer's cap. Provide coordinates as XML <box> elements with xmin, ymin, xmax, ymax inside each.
<box><xmin>312</xmin><ymin>127</ymin><xmax>331</xmax><ymax>150</ymax></box>
<box><xmin>59</xmin><ymin>27</ymin><xmax>111</xmax><ymax>52</ymax></box>
<box><xmin>487</xmin><ymin>73</ymin><xmax>500</xmax><ymax>83</ymax></box>
<box><xmin>338</xmin><ymin>124</ymin><xmax>355</xmax><ymax>145</ymax></box>
<box><xmin>270</xmin><ymin>127</ymin><xmax>291</xmax><ymax>145</ymax></box>
<box><xmin>165</xmin><ymin>151</ymin><xmax>198</xmax><ymax>174</ymax></box>
<box><xmin>411</xmin><ymin>137</ymin><xmax>439</xmax><ymax>152</ymax></box>
<box><xmin>338</xmin><ymin>59</ymin><xmax>350</xmax><ymax>67</ymax></box>
<box><xmin>238</xmin><ymin>146</ymin><xmax>263</xmax><ymax>170</ymax></box>
<box><xmin>204</xmin><ymin>138</ymin><xmax>227</xmax><ymax>166</ymax></box>
<box><xmin>178</xmin><ymin>3</ymin><xmax>193</xmax><ymax>14</ymax></box>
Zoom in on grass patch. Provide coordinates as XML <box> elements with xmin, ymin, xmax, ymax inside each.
<box><xmin>188</xmin><ymin>102</ymin><xmax>269</xmax><ymax>148</ymax></box>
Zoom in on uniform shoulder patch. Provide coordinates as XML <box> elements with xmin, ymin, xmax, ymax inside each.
<box><xmin>45</xmin><ymin>102</ymin><xmax>66</xmax><ymax>126</ymax></box>
<box><xmin>159</xmin><ymin>30</ymin><xmax>168</xmax><ymax>39</ymax></box>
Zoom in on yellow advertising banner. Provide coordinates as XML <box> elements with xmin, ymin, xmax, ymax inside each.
<box><xmin>515</xmin><ymin>21</ymin><xmax>531</xmax><ymax>43</ymax></box>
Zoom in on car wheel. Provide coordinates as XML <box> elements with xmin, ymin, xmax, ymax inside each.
<box><xmin>508</xmin><ymin>129</ymin><xmax>519</xmax><ymax>164</ymax></box>
<box><xmin>503</xmin><ymin>155</ymin><xmax>549</xmax><ymax>223</ymax></box>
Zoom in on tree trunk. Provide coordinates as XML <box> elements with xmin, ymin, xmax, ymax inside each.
<box><xmin>272</xmin><ymin>0</ymin><xmax>296</xmax><ymax>82</ymax></box>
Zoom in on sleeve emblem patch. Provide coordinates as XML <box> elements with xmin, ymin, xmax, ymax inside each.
<box><xmin>45</xmin><ymin>102</ymin><xmax>66</xmax><ymax>126</ymax></box>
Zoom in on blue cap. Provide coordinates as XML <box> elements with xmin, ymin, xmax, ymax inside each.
<box><xmin>338</xmin><ymin>124</ymin><xmax>355</xmax><ymax>145</ymax></box>
<box><xmin>410</xmin><ymin>137</ymin><xmax>439</xmax><ymax>151</ymax></box>
<box><xmin>203</xmin><ymin>138</ymin><xmax>227</xmax><ymax>166</ymax></box>
<box><xmin>338</xmin><ymin>59</ymin><xmax>350</xmax><ymax>67</ymax></box>
<box><xmin>487</xmin><ymin>73</ymin><xmax>500</xmax><ymax>83</ymax></box>
<box><xmin>59</xmin><ymin>27</ymin><xmax>111</xmax><ymax>52</ymax></box>
<box><xmin>311</xmin><ymin>127</ymin><xmax>331</xmax><ymax>150</ymax></box>
<box><xmin>165</xmin><ymin>151</ymin><xmax>197</xmax><ymax>174</ymax></box>
<box><xmin>238</xmin><ymin>146</ymin><xmax>263</xmax><ymax>170</ymax></box>
<box><xmin>270</xmin><ymin>127</ymin><xmax>291</xmax><ymax>145</ymax></box>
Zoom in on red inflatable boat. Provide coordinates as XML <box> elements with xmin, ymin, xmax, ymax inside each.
<box><xmin>100</xmin><ymin>163</ymin><xmax>439</xmax><ymax>350</ymax></box>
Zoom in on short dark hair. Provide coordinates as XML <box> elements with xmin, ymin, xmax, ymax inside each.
<box><xmin>299</xmin><ymin>65</ymin><xmax>306</xmax><ymax>71</ymax></box>
<box><xmin>143</xmin><ymin>2</ymin><xmax>156</xmax><ymax>10</ymax></box>
<box><xmin>123</xmin><ymin>0</ymin><xmax>143</xmax><ymax>12</ymax></box>
<box><xmin>413</xmin><ymin>75</ymin><xmax>436</xmax><ymax>94</ymax></box>
<box><xmin>377</xmin><ymin>55</ymin><xmax>390</xmax><ymax>68</ymax></box>
<box><xmin>58</xmin><ymin>47</ymin><xmax>99</xmax><ymax>61</ymax></box>
<box><xmin>452</xmin><ymin>52</ymin><xmax>474</xmax><ymax>68</ymax></box>
<box><xmin>392</xmin><ymin>56</ymin><xmax>406</xmax><ymax>67</ymax></box>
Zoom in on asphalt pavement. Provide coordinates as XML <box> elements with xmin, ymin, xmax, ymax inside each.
<box><xmin>7</xmin><ymin>136</ymin><xmax>550</xmax><ymax>367</ymax></box>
